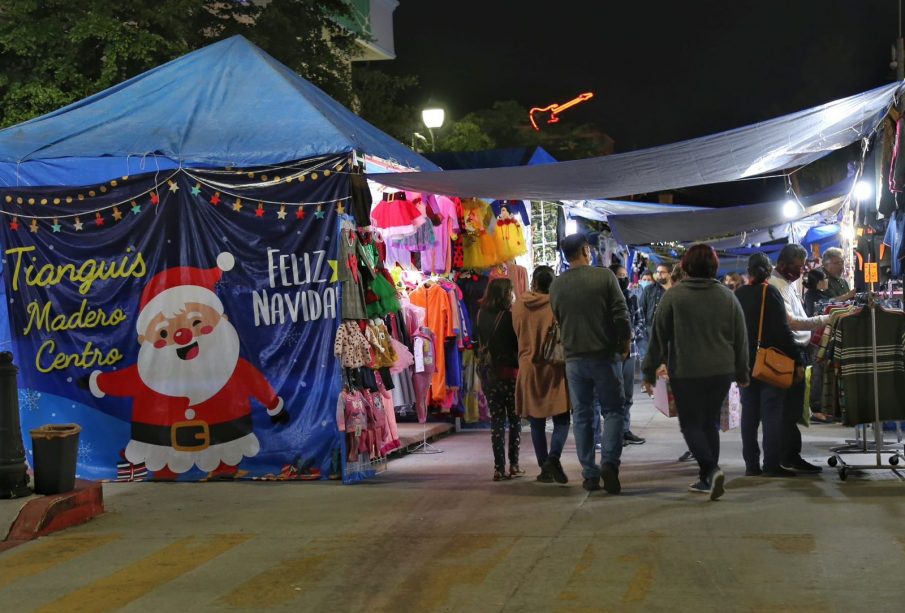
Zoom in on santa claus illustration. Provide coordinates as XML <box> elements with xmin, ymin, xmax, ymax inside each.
<box><xmin>87</xmin><ymin>252</ymin><xmax>288</xmax><ymax>480</ymax></box>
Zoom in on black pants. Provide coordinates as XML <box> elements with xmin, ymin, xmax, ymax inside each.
<box><xmin>781</xmin><ymin>349</ymin><xmax>810</xmax><ymax>464</ymax></box>
<box><xmin>670</xmin><ymin>375</ymin><xmax>733</xmax><ymax>482</ymax></box>
<box><xmin>484</xmin><ymin>375</ymin><xmax>520</xmax><ymax>472</ymax></box>
<box><xmin>740</xmin><ymin>379</ymin><xmax>786</xmax><ymax>471</ymax></box>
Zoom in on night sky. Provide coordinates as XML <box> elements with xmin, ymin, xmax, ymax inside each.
<box><xmin>384</xmin><ymin>1</ymin><xmax>901</xmax><ymax>152</ymax></box>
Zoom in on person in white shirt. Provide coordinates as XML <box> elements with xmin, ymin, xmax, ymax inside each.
<box><xmin>768</xmin><ymin>244</ymin><xmax>833</xmax><ymax>474</ymax></box>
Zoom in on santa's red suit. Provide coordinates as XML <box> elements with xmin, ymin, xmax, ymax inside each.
<box><xmin>90</xmin><ymin>360</ymin><xmax>282</xmax><ymax>473</ymax></box>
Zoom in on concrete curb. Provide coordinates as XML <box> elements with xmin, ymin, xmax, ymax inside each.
<box><xmin>1</xmin><ymin>480</ymin><xmax>103</xmax><ymax>551</ymax></box>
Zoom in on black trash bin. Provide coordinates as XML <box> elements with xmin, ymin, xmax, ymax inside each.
<box><xmin>30</xmin><ymin>424</ymin><xmax>81</xmax><ymax>495</ymax></box>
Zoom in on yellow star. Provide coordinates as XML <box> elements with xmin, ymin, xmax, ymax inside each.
<box><xmin>112</xmin><ymin>207</ymin><xmax>123</xmax><ymax>221</ymax></box>
<box><xmin>232</xmin><ymin>198</ymin><xmax>243</xmax><ymax>212</ymax></box>
<box><xmin>277</xmin><ymin>205</ymin><xmax>287</xmax><ymax>220</ymax></box>
<box><xmin>336</xmin><ymin>202</ymin><xmax>346</xmax><ymax>215</ymax></box>
<box><xmin>168</xmin><ymin>180</ymin><xmax>179</xmax><ymax>193</ymax></box>
<box><xmin>29</xmin><ymin>219</ymin><xmax>39</xmax><ymax>233</ymax></box>
<box><xmin>327</xmin><ymin>259</ymin><xmax>339</xmax><ymax>283</ymax></box>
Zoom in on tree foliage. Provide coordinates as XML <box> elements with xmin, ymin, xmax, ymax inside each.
<box><xmin>0</xmin><ymin>0</ymin><xmax>358</xmax><ymax>127</ymax></box>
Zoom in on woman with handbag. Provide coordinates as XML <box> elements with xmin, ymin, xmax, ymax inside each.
<box><xmin>641</xmin><ymin>244</ymin><xmax>750</xmax><ymax>501</ymax></box>
<box><xmin>734</xmin><ymin>253</ymin><xmax>803</xmax><ymax>478</ymax></box>
<box><xmin>512</xmin><ymin>266</ymin><xmax>571</xmax><ymax>484</ymax></box>
<box><xmin>476</xmin><ymin>278</ymin><xmax>522</xmax><ymax>481</ymax></box>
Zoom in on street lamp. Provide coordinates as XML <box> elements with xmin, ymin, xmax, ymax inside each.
<box><xmin>421</xmin><ymin>108</ymin><xmax>445</xmax><ymax>151</ymax></box>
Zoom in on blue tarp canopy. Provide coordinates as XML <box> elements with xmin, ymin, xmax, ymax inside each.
<box><xmin>370</xmin><ymin>82</ymin><xmax>903</xmax><ymax>200</ymax></box>
<box><xmin>0</xmin><ymin>35</ymin><xmax>437</xmax><ymax>186</ymax></box>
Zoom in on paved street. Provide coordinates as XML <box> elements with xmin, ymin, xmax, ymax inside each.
<box><xmin>1</xmin><ymin>392</ymin><xmax>904</xmax><ymax>613</ymax></box>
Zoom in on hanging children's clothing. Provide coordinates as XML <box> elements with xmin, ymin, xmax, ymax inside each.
<box><xmin>412</xmin><ymin>326</ymin><xmax>437</xmax><ymax>423</ymax></box>
<box><xmin>408</xmin><ymin>282</ymin><xmax>455</xmax><ymax>404</ymax></box>
<box><xmin>338</xmin><ymin>228</ymin><xmax>368</xmax><ymax>320</ymax></box>
<box><xmin>461</xmin><ymin>198</ymin><xmax>500</xmax><ymax>270</ymax></box>
<box><xmin>421</xmin><ymin>195</ymin><xmax>460</xmax><ymax>274</ymax></box>
<box><xmin>334</xmin><ymin>321</ymin><xmax>371</xmax><ymax>368</ymax></box>
<box><xmin>371</xmin><ymin>191</ymin><xmax>427</xmax><ymax>238</ymax></box>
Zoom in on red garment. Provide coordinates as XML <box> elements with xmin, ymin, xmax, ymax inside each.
<box><xmin>93</xmin><ymin>360</ymin><xmax>280</xmax><ymax>427</ymax></box>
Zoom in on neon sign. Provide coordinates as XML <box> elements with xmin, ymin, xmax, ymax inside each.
<box><xmin>529</xmin><ymin>92</ymin><xmax>594</xmax><ymax>131</ymax></box>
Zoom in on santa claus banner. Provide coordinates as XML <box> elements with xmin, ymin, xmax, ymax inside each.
<box><xmin>0</xmin><ymin>156</ymin><xmax>348</xmax><ymax>481</ymax></box>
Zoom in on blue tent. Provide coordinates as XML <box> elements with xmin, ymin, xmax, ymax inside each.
<box><xmin>0</xmin><ymin>35</ymin><xmax>437</xmax><ymax>187</ymax></box>
<box><xmin>425</xmin><ymin>146</ymin><xmax>557</xmax><ymax>170</ymax></box>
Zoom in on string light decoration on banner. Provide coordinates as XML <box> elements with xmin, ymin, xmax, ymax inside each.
<box><xmin>0</xmin><ymin>156</ymin><xmax>353</xmax><ymax>233</ymax></box>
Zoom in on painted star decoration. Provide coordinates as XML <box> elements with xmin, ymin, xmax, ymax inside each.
<box><xmin>95</xmin><ymin>214</ymin><xmax>105</xmax><ymax>227</ymax></box>
<box><xmin>191</xmin><ymin>183</ymin><xmax>201</xmax><ymax>197</ymax></box>
<box><xmin>210</xmin><ymin>192</ymin><xmax>221</xmax><ymax>206</ymax></box>
<box><xmin>336</xmin><ymin>202</ymin><xmax>346</xmax><ymax>215</ymax></box>
<box><xmin>168</xmin><ymin>180</ymin><xmax>179</xmax><ymax>193</ymax></box>
<box><xmin>327</xmin><ymin>259</ymin><xmax>339</xmax><ymax>283</ymax></box>
<box><xmin>295</xmin><ymin>206</ymin><xmax>306</xmax><ymax>220</ymax></box>
<box><xmin>131</xmin><ymin>202</ymin><xmax>141</xmax><ymax>215</ymax></box>
<box><xmin>112</xmin><ymin>207</ymin><xmax>123</xmax><ymax>221</ymax></box>
<box><xmin>232</xmin><ymin>198</ymin><xmax>243</xmax><ymax>212</ymax></box>
<box><xmin>314</xmin><ymin>206</ymin><xmax>325</xmax><ymax>219</ymax></box>
<box><xmin>73</xmin><ymin>217</ymin><xmax>84</xmax><ymax>231</ymax></box>
<box><xmin>29</xmin><ymin>219</ymin><xmax>38</xmax><ymax>233</ymax></box>
<box><xmin>255</xmin><ymin>204</ymin><xmax>265</xmax><ymax>218</ymax></box>
<box><xmin>9</xmin><ymin>218</ymin><xmax>19</xmax><ymax>231</ymax></box>
<box><xmin>51</xmin><ymin>221</ymin><xmax>61</xmax><ymax>233</ymax></box>
<box><xmin>277</xmin><ymin>205</ymin><xmax>287</xmax><ymax>220</ymax></box>
<box><xmin>150</xmin><ymin>191</ymin><xmax>160</xmax><ymax>205</ymax></box>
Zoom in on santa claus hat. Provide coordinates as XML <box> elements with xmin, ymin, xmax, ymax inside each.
<box><xmin>135</xmin><ymin>253</ymin><xmax>235</xmax><ymax>334</ymax></box>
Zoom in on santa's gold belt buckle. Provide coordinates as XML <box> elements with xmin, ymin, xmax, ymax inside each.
<box><xmin>171</xmin><ymin>420</ymin><xmax>210</xmax><ymax>451</ymax></box>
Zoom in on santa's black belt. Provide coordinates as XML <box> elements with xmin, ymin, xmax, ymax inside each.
<box><xmin>131</xmin><ymin>415</ymin><xmax>253</xmax><ymax>452</ymax></box>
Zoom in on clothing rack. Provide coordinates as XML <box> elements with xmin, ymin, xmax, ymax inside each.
<box><xmin>827</xmin><ymin>291</ymin><xmax>905</xmax><ymax>480</ymax></box>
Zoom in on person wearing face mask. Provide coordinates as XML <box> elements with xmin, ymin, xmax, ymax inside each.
<box><xmin>768</xmin><ymin>244</ymin><xmax>835</xmax><ymax>474</ymax></box>
<box><xmin>640</xmin><ymin>264</ymin><xmax>670</xmax><ymax>346</ymax></box>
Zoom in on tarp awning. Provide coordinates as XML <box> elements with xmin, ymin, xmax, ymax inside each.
<box><xmin>369</xmin><ymin>82</ymin><xmax>903</xmax><ymax>200</ymax></box>
<box><xmin>0</xmin><ymin>36</ymin><xmax>438</xmax><ymax>186</ymax></box>
<box><xmin>606</xmin><ymin>180</ymin><xmax>851</xmax><ymax>245</ymax></box>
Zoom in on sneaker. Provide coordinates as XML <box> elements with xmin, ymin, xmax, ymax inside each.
<box><xmin>678</xmin><ymin>450</ymin><xmax>695</xmax><ymax>463</ymax></box>
<box><xmin>763</xmin><ymin>467</ymin><xmax>798</xmax><ymax>478</ymax></box>
<box><xmin>745</xmin><ymin>467</ymin><xmax>763</xmax><ymax>477</ymax></box>
<box><xmin>594</xmin><ymin>442</ymin><xmax>602</xmax><ymax>451</ymax></box>
<box><xmin>493</xmin><ymin>469</ymin><xmax>509</xmax><ymax>482</ymax></box>
<box><xmin>600</xmin><ymin>463</ymin><xmax>621</xmax><ymax>494</ymax></box>
<box><xmin>624</xmin><ymin>431</ymin><xmax>646</xmax><ymax>445</ymax></box>
<box><xmin>582</xmin><ymin>476</ymin><xmax>602</xmax><ymax>492</ymax></box>
<box><xmin>509</xmin><ymin>465</ymin><xmax>526</xmax><ymax>479</ymax></box>
<box><xmin>781</xmin><ymin>458</ymin><xmax>823</xmax><ymax>474</ymax></box>
<box><xmin>709</xmin><ymin>469</ymin><xmax>725</xmax><ymax>501</ymax></box>
<box><xmin>536</xmin><ymin>464</ymin><xmax>554</xmax><ymax>483</ymax></box>
<box><xmin>546</xmin><ymin>458</ymin><xmax>569</xmax><ymax>484</ymax></box>
<box><xmin>688</xmin><ymin>480</ymin><xmax>709</xmax><ymax>493</ymax></box>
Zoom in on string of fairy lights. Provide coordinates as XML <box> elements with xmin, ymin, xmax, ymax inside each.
<box><xmin>0</xmin><ymin>156</ymin><xmax>355</xmax><ymax>234</ymax></box>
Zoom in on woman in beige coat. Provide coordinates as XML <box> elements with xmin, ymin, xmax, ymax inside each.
<box><xmin>511</xmin><ymin>266</ymin><xmax>571</xmax><ymax>484</ymax></box>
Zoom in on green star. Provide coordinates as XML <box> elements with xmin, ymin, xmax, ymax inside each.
<box><xmin>191</xmin><ymin>184</ymin><xmax>201</xmax><ymax>197</ymax></box>
<box><xmin>131</xmin><ymin>203</ymin><xmax>142</xmax><ymax>215</ymax></box>
<box><xmin>51</xmin><ymin>222</ymin><xmax>61</xmax><ymax>233</ymax></box>
<box><xmin>314</xmin><ymin>208</ymin><xmax>326</xmax><ymax>219</ymax></box>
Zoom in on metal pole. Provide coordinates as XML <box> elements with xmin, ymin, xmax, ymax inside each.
<box><xmin>0</xmin><ymin>352</ymin><xmax>31</xmax><ymax>498</ymax></box>
<box><xmin>869</xmin><ymin>296</ymin><xmax>883</xmax><ymax>466</ymax></box>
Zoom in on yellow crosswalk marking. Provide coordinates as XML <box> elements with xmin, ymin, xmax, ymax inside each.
<box><xmin>34</xmin><ymin>534</ymin><xmax>251</xmax><ymax>613</ymax></box>
<box><xmin>220</xmin><ymin>553</ymin><xmax>327</xmax><ymax>608</ymax></box>
<box><xmin>0</xmin><ymin>535</ymin><xmax>121</xmax><ymax>590</ymax></box>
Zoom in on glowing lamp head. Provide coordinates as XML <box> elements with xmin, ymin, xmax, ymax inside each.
<box><xmin>422</xmin><ymin>108</ymin><xmax>445</xmax><ymax>129</ymax></box>
<box><xmin>853</xmin><ymin>180</ymin><xmax>872</xmax><ymax>202</ymax></box>
<box><xmin>782</xmin><ymin>199</ymin><xmax>799</xmax><ymax>220</ymax></box>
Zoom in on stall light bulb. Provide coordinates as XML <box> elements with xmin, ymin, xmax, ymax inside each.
<box><xmin>565</xmin><ymin>219</ymin><xmax>578</xmax><ymax>235</ymax></box>
<box><xmin>853</xmin><ymin>180</ymin><xmax>872</xmax><ymax>201</ymax></box>
<box><xmin>782</xmin><ymin>199</ymin><xmax>799</xmax><ymax>219</ymax></box>
<box><xmin>842</xmin><ymin>226</ymin><xmax>856</xmax><ymax>242</ymax></box>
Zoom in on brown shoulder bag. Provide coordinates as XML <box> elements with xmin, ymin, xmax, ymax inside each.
<box><xmin>751</xmin><ymin>284</ymin><xmax>795</xmax><ymax>389</ymax></box>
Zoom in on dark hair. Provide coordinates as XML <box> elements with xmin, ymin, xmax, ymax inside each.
<box><xmin>640</xmin><ymin>271</ymin><xmax>653</xmax><ymax>279</ymax></box>
<box><xmin>804</xmin><ymin>268</ymin><xmax>827</xmax><ymax>289</ymax></box>
<box><xmin>723</xmin><ymin>272</ymin><xmax>742</xmax><ymax>286</ymax></box>
<box><xmin>680</xmin><ymin>244</ymin><xmax>719</xmax><ymax>279</ymax></box>
<box><xmin>778</xmin><ymin>243</ymin><xmax>808</xmax><ymax>265</ymax></box>
<box><xmin>747</xmin><ymin>252</ymin><xmax>772</xmax><ymax>284</ymax></box>
<box><xmin>671</xmin><ymin>262</ymin><xmax>687</xmax><ymax>284</ymax></box>
<box><xmin>480</xmin><ymin>278</ymin><xmax>514</xmax><ymax>312</ymax></box>
<box><xmin>532</xmin><ymin>265</ymin><xmax>555</xmax><ymax>294</ymax></box>
<box><xmin>561</xmin><ymin>233</ymin><xmax>589</xmax><ymax>262</ymax></box>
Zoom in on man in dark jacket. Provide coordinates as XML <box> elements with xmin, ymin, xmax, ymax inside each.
<box><xmin>639</xmin><ymin>263</ymin><xmax>670</xmax><ymax>340</ymax></box>
<box><xmin>550</xmin><ymin>234</ymin><xmax>632</xmax><ymax>494</ymax></box>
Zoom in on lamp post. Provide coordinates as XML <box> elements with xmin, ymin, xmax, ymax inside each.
<box><xmin>0</xmin><ymin>352</ymin><xmax>31</xmax><ymax>499</ymax></box>
<box><xmin>421</xmin><ymin>108</ymin><xmax>445</xmax><ymax>151</ymax></box>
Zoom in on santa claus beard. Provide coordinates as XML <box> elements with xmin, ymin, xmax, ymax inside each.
<box><xmin>137</xmin><ymin>319</ymin><xmax>241</xmax><ymax>406</ymax></box>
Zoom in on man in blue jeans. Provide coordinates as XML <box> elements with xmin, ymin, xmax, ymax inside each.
<box><xmin>550</xmin><ymin>234</ymin><xmax>632</xmax><ymax>493</ymax></box>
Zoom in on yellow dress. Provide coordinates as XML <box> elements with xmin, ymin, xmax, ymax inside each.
<box><xmin>461</xmin><ymin>198</ymin><xmax>501</xmax><ymax>269</ymax></box>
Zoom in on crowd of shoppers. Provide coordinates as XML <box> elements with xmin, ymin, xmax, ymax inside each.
<box><xmin>475</xmin><ymin>234</ymin><xmax>844</xmax><ymax>501</ymax></box>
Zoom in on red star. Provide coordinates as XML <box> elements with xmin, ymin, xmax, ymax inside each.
<box><xmin>295</xmin><ymin>207</ymin><xmax>306</xmax><ymax>220</ymax></box>
<box><xmin>255</xmin><ymin>206</ymin><xmax>265</xmax><ymax>218</ymax></box>
<box><xmin>95</xmin><ymin>214</ymin><xmax>105</xmax><ymax>226</ymax></box>
<box><xmin>210</xmin><ymin>192</ymin><xmax>221</xmax><ymax>206</ymax></box>
<box><xmin>150</xmin><ymin>191</ymin><xmax>159</xmax><ymax>205</ymax></box>
<box><xmin>9</xmin><ymin>219</ymin><xmax>19</xmax><ymax>231</ymax></box>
